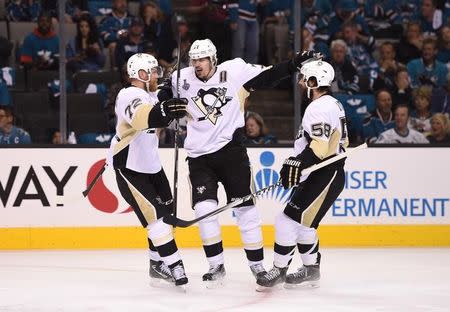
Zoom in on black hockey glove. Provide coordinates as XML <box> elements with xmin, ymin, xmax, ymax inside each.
<box><xmin>292</xmin><ymin>50</ymin><xmax>323</xmax><ymax>69</ymax></box>
<box><xmin>161</xmin><ymin>98</ymin><xmax>188</xmax><ymax>119</ymax></box>
<box><xmin>279</xmin><ymin>156</ymin><xmax>303</xmax><ymax>189</ymax></box>
<box><xmin>157</xmin><ymin>78</ymin><xmax>173</xmax><ymax>102</ymax></box>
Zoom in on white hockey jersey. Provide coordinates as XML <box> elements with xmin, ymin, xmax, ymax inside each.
<box><xmin>375</xmin><ymin>128</ymin><xmax>429</xmax><ymax>144</ymax></box>
<box><xmin>172</xmin><ymin>58</ymin><xmax>268</xmax><ymax>158</ymax></box>
<box><xmin>294</xmin><ymin>94</ymin><xmax>349</xmax><ymax>180</ymax></box>
<box><xmin>408</xmin><ymin>116</ymin><xmax>431</xmax><ymax>135</ymax></box>
<box><xmin>107</xmin><ymin>86</ymin><xmax>162</xmax><ymax>173</ymax></box>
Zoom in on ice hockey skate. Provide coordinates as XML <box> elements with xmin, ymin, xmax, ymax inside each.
<box><xmin>255</xmin><ymin>266</ymin><xmax>287</xmax><ymax>292</ymax></box>
<box><xmin>284</xmin><ymin>264</ymin><xmax>320</xmax><ymax>288</ymax></box>
<box><xmin>202</xmin><ymin>263</ymin><xmax>226</xmax><ymax>288</ymax></box>
<box><xmin>284</xmin><ymin>253</ymin><xmax>321</xmax><ymax>289</ymax></box>
<box><xmin>250</xmin><ymin>263</ymin><xmax>267</xmax><ymax>279</ymax></box>
<box><xmin>170</xmin><ymin>260</ymin><xmax>188</xmax><ymax>291</ymax></box>
<box><xmin>149</xmin><ymin>260</ymin><xmax>174</xmax><ymax>287</ymax></box>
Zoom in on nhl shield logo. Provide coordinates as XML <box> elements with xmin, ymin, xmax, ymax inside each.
<box><xmin>182</xmin><ymin>79</ymin><xmax>190</xmax><ymax>90</ymax></box>
<box><xmin>192</xmin><ymin>87</ymin><xmax>232</xmax><ymax>125</ymax></box>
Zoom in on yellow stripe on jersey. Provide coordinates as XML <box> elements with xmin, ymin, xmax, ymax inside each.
<box><xmin>113</xmin><ymin>121</ymin><xmax>139</xmax><ymax>156</ymax></box>
<box><xmin>237</xmin><ymin>87</ymin><xmax>250</xmax><ymax>112</ymax></box>
<box><xmin>301</xmin><ymin>171</ymin><xmax>337</xmax><ymax>227</ymax></box>
<box><xmin>130</xmin><ymin>103</ymin><xmax>153</xmax><ymax>130</ymax></box>
<box><xmin>118</xmin><ymin>169</ymin><xmax>157</xmax><ymax>224</ymax></box>
<box><xmin>310</xmin><ymin>129</ymin><xmax>342</xmax><ymax>159</ymax></box>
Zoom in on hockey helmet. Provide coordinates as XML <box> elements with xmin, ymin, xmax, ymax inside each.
<box><xmin>127</xmin><ymin>53</ymin><xmax>163</xmax><ymax>83</ymax></box>
<box><xmin>189</xmin><ymin>39</ymin><xmax>218</xmax><ymax>66</ymax></box>
<box><xmin>300</xmin><ymin>59</ymin><xmax>335</xmax><ymax>87</ymax></box>
<box><xmin>299</xmin><ymin>60</ymin><xmax>334</xmax><ymax>98</ymax></box>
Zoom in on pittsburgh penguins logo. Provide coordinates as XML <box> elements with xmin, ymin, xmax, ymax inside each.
<box><xmin>192</xmin><ymin>87</ymin><xmax>232</xmax><ymax>124</ymax></box>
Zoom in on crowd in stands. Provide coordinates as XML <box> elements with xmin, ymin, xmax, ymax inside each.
<box><xmin>0</xmin><ymin>0</ymin><xmax>449</xmax><ymax>145</ymax></box>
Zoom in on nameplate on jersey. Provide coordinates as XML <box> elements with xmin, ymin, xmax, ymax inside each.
<box><xmin>192</xmin><ymin>87</ymin><xmax>232</xmax><ymax>125</ymax></box>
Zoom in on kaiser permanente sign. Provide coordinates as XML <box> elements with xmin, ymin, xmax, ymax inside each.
<box><xmin>0</xmin><ymin>147</ymin><xmax>449</xmax><ymax>249</ymax></box>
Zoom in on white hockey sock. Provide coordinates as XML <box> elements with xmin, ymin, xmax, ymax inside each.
<box><xmin>149</xmin><ymin>249</ymin><xmax>161</xmax><ymax>262</ymax></box>
<box><xmin>195</xmin><ymin>200</ymin><xmax>224</xmax><ymax>266</ymax></box>
<box><xmin>148</xmin><ymin>238</ymin><xmax>161</xmax><ymax>262</ymax></box>
<box><xmin>147</xmin><ymin>218</ymin><xmax>181</xmax><ymax>267</ymax></box>
<box><xmin>297</xmin><ymin>225</ymin><xmax>319</xmax><ymax>266</ymax></box>
<box><xmin>234</xmin><ymin>205</ymin><xmax>264</xmax><ymax>265</ymax></box>
<box><xmin>273</xmin><ymin>212</ymin><xmax>299</xmax><ymax>268</ymax></box>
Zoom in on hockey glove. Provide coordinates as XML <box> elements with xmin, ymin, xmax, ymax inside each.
<box><xmin>292</xmin><ymin>50</ymin><xmax>323</xmax><ymax>69</ymax></box>
<box><xmin>161</xmin><ymin>98</ymin><xmax>188</xmax><ymax>119</ymax></box>
<box><xmin>280</xmin><ymin>156</ymin><xmax>303</xmax><ymax>189</ymax></box>
<box><xmin>157</xmin><ymin>78</ymin><xmax>173</xmax><ymax>102</ymax></box>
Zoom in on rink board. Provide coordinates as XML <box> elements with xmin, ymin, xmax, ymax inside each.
<box><xmin>0</xmin><ymin>147</ymin><xmax>449</xmax><ymax>249</ymax></box>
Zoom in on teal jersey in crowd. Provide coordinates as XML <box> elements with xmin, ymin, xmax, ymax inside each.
<box><xmin>0</xmin><ymin>127</ymin><xmax>31</xmax><ymax>144</ymax></box>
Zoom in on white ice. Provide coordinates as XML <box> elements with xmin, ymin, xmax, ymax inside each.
<box><xmin>1</xmin><ymin>248</ymin><xmax>449</xmax><ymax>312</ymax></box>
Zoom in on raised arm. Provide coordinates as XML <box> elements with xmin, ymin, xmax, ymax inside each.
<box><xmin>243</xmin><ymin>51</ymin><xmax>323</xmax><ymax>91</ymax></box>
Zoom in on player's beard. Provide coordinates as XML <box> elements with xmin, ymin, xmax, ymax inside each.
<box><xmin>147</xmin><ymin>79</ymin><xmax>158</xmax><ymax>93</ymax></box>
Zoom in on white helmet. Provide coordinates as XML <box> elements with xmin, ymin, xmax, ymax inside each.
<box><xmin>299</xmin><ymin>60</ymin><xmax>335</xmax><ymax>98</ymax></box>
<box><xmin>189</xmin><ymin>39</ymin><xmax>217</xmax><ymax>66</ymax></box>
<box><xmin>127</xmin><ymin>53</ymin><xmax>163</xmax><ymax>83</ymax></box>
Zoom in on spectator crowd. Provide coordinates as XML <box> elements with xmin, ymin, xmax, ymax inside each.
<box><xmin>0</xmin><ymin>0</ymin><xmax>449</xmax><ymax>145</ymax></box>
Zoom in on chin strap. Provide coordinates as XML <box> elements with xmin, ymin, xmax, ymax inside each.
<box><xmin>135</xmin><ymin>74</ymin><xmax>152</xmax><ymax>93</ymax></box>
<box><xmin>307</xmin><ymin>85</ymin><xmax>319</xmax><ymax>99</ymax></box>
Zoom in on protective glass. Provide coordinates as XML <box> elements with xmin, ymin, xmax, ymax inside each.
<box><xmin>296</xmin><ymin>73</ymin><xmax>306</xmax><ymax>83</ymax></box>
<box><xmin>151</xmin><ymin>66</ymin><xmax>164</xmax><ymax>78</ymax></box>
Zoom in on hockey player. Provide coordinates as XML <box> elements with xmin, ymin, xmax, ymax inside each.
<box><xmin>107</xmin><ymin>53</ymin><xmax>189</xmax><ymax>287</ymax></box>
<box><xmin>256</xmin><ymin>59</ymin><xmax>349</xmax><ymax>290</ymax></box>
<box><xmin>163</xmin><ymin>39</ymin><xmax>319</xmax><ymax>287</ymax></box>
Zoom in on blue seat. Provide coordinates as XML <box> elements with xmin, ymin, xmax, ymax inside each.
<box><xmin>335</xmin><ymin>93</ymin><xmax>376</xmax><ymax>138</ymax></box>
<box><xmin>77</xmin><ymin>132</ymin><xmax>113</xmax><ymax>144</ymax></box>
<box><xmin>88</xmin><ymin>1</ymin><xmax>112</xmax><ymax>16</ymax></box>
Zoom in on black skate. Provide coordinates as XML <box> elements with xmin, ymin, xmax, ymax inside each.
<box><xmin>149</xmin><ymin>260</ymin><xmax>173</xmax><ymax>286</ymax></box>
<box><xmin>255</xmin><ymin>266</ymin><xmax>287</xmax><ymax>292</ymax></box>
<box><xmin>250</xmin><ymin>263</ymin><xmax>267</xmax><ymax>279</ymax></box>
<box><xmin>284</xmin><ymin>253</ymin><xmax>321</xmax><ymax>289</ymax></box>
<box><xmin>169</xmin><ymin>260</ymin><xmax>189</xmax><ymax>289</ymax></box>
<box><xmin>202</xmin><ymin>263</ymin><xmax>226</xmax><ymax>288</ymax></box>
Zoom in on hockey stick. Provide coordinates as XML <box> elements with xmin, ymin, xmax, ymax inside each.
<box><xmin>82</xmin><ymin>162</ymin><xmax>107</xmax><ymax>197</ymax></box>
<box><xmin>55</xmin><ymin>162</ymin><xmax>107</xmax><ymax>206</ymax></box>
<box><xmin>163</xmin><ymin>143</ymin><xmax>367</xmax><ymax>227</ymax></box>
<box><xmin>172</xmin><ymin>28</ymin><xmax>182</xmax><ymax>217</ymax></box>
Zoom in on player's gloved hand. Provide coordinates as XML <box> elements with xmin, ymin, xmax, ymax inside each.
<box><xmin>157</xmin><ymin>78</ymin><xmax>173</xmax><ymax>102</ymax></box>
<box><xmin>279</xmin><ymin>156</ymin><xmax>302</xmax><ymax>189</ymax></box>
<box><xmin>292</xmin><ymin>50</ymin><xmax>323</xmax><ymax>69</ymax></box>
<box><xmin>161</xmin><ymin>98</ymin><xmax>188</xmax><ymax>119</ymax></box>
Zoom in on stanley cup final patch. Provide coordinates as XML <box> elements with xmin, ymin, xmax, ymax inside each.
<box><xmin>192</xmin><ymin>87</ymin><xmax>232</xmax><ymax>125</ymax></box>
<box><xmin>182</xmin><ymin>79</ymin><xmax>190</xmax><ymax>90</ymax></box>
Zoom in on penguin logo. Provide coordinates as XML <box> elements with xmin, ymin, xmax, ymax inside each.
<box><xmin>192</xmin><ymin>87</ymin><xmax>232</xmax><ymax>124</ymax></box>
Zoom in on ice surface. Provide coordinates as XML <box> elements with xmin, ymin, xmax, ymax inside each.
<box><xmin>1</xmin><ymin>248</ymin><xmax>449</xmax><ymax>312</ymax></box>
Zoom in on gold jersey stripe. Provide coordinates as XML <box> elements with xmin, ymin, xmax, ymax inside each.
<box><xmin>301</xmin><ymin>171</ymin><xmax>337</xmax><ymax>227</ymax></box>
<box><xmin>130</xmin><ymin>104</ymin><xmax>153</xmax><ymax>130</ymax></box>
<box><xmin>117</xmin><ymin>169</ymin><xmax>157</xmax><ymax>225</ymax></box>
